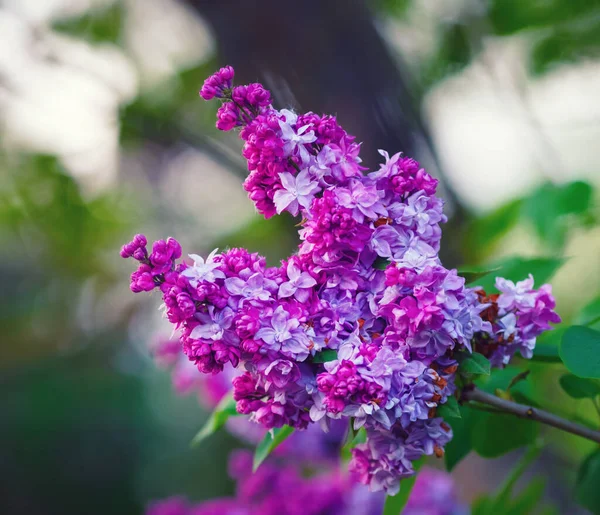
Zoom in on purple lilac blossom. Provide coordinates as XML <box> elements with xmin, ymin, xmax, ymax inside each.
<box><xmin>472</xmin><ymin>276</ymin><xmax>561</xmax><ymax>367</ymax></box>
<box><xmin>123</xmin><ymin>65</ymin><xmax>560</xmax><ymax>495</ymax></box>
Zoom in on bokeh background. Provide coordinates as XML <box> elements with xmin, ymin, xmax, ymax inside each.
<box><xmin>1</xmin><ymin>0</ymin><xmax>599</xmax><ymax>513</ymax></box>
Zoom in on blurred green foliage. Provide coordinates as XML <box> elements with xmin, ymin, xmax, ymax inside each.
<box><xmin>53</xmin><ymin>2</ymin><xmax>125</xmax><ymax>44</ymax></box>
<box><xmin>465</xmin><ymin>180</ymin><xmax>597</xmax><ymax>262</ymax></box>
<box><xmin>0</xmin><ymin>155</ymin><xmax>137</xmax><ymax>364</ymax></box>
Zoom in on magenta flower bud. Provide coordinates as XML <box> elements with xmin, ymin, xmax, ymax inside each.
<box><xmin>232</xmin><ymin>373</ymin><xmax>258</xmax><ymax>401</ymax></box>
<box><xmin>216</xmin><ymin>103</ymin><xmax>240</xmax><ymax>131</ymax></box>
<box><xmin>120</xmin><ymin>233</ymin><xmax>147</xmax><ymax>258</ymax></box>
<box><xmin>167</xmin><ymin>237</ymin><xmax>182</xmax><ymax>259</ymax></box>
<box><xmin>132</xmin><ymin>247</ymin><xmax>147</xmax><ymax>261</ymax></box>
<box><xmin>246</xmin><ymin>83</ymin><xmax>271</xmax><ymax>107</ymax></box>
<box><xmin>241</xmin><ymin>338</ymin><xmax>261</xmax><ymax>354</ymax></box>
<box><xmin>199</xmin><ymin>66</ymin><xmax>235</xmax><ymax>100</ymax></box>
<box><xmin>176</xmin><ymin>292</ymin><xmax>195</xmax><ymax>319</ymax></box>
<box><xmin>218</xmin><ymin>65</ymin><xmax>234</xmax><ymax>83</ymax></box>
<box><xmin>199</xmin><ymin>84</ymin><xmax>217</xmax><ymax>100</ymax></box>
<box><xmin>236</xmin><ymin>398</ymin><xmax>263</xmax><ymax>415</ymax></box>
<box><xmin>150</xmin><ymin>240</ymin><xmax>171</xmax><ymax>266</ymax></box>
<box><xmin>130</xmin><ymin>266</ymin><xmax>155</xmax><ymax>293</ymax></box>
<box><xmin>120</xmin><ymin>245</ymin><xmax>131</xmax><ymax>258</ymax></box>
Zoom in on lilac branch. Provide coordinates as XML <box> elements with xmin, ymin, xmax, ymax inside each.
<box><xmin>462</xmin><ymin>386</ymin><xmax>600</xmax><ymax>444</ymax></box>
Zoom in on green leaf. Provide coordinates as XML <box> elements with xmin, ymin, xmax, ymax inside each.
<box><xmin>522</xmin><ymin>181</ymin><xmax>594</xmax><ymax>248</ymax></box>
<box><xmin>531</xmin><ymin>21</ymin><xmax>600</xmax><ymax>75</ymax></box>
<box><xmin>191</xmin><ymin>394</ymin><xmax>238</xmax><ymax>447</ymax></box>
<box><xmin>471</xmin><ymin>257</ymin><xmax>564</xmax><ymax>293</ymax></box>
<box><xmin>376</xmin><ymin>0</ymin><xmax>412</xmax><ymax>18</ymax></box>
<box><xmin>476</xmin><ymin>367</ymin><xmax>535</xmax><ymax>397</ymax></box>
<box><xmin>373</xmin><ymin>257</ymin><xmax>390</xmax><ymax>270</ymax></box>
<box><xmin>421</xmin><ymin>23</ymin><xmax>472</xmax><ymax>88</ymax></box>
<box><xmin>458</xmin><ymin>352</ymin><xmax>491</xmax><ymax>376</ymax></box>
<box><xmin>464</xmin><ymin>199</ymin><xmax>523</xmax><ymax>260</ymax></box>
<box><xmin>253</xmin><ymin>425</ymin><xmax>295</xmax><ymax>472</ymax></box>
<box><xmin>491</xmin><ymin>444</ymin><xmax>542</xmax><ymax>508</ymax></box>
<box><xmin>341</xmin><ymin>426</ymin><xmax>367</xmax><ymax>461</ymax></box>
<box><xmin>472</xmin><ymin>412</ymin><xmax>538</xmax><ymax>458</ymax></box>
<box><xmin>505</xmin><ymin>477</ymin><xmax>547</xmax><ymax>515</ymax></box>
<box><xmin>575</xmin><ymin>449</ymin><xmax>600</xmax><ymax>513</ymax></box>
<box><xmin>489</xmin><ymin>0</ymin><xmax>600</xmax><ymax>35</ymax></box>
<box><xmin>437</xmin><ymin>396</ymin><xmax>461</xmax><ymax>419</ymax></box>
<box><xmin>444</xmin><ymin>405</ymin><xmax>475</xmax><ymax>471</ymax></box>
<box><xmin>383</xmin><ymin>458</ymin><xmax>424</xmax><ymax>515</ymax></box>
<box><xmin>458</xmin><ymin>267</ymin><xmax>502</xmax><ymax>286</ymax></box>
<box><xmin>53</xmin><ymin>3</ymin><xmax>124</xmax><ymax>44</ymax></box>
<box><xmin>312</xmin><ymin>349</ymin><xmax>338</xmax><ymax>363</ymax></box>
<box><xmin>575</xmin><ymin>296</ymin><xmax>600</xmax><ymax>330</ymax></box>
<box><xmin>472</xmin><ymin>496</ymin><xmax>495</xmax><ymax>515</ymax></box>
<box><xmin>559</xmin><ymin>374</ymin><xmax>600</xmax><ymax>399</ymax></box>
<box><xmin>560</xmin><ymin>325</ymin><xmax>600</xmax><ymax>378</ymax></box>
<box><xmin>556</xmin><ymin>181</ymin><xmax>594</xmax><ymax>215</ymax></box>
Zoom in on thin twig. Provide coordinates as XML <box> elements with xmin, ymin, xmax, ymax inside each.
<box><xmin>462</xmin><ymin>386</ymin><xmax>600</xmax><ymax>444</ymax></box>
<box><xmin>466</xmin><ymin>403</ymin><xmax>508</xmax><ymax>415</ymax></box>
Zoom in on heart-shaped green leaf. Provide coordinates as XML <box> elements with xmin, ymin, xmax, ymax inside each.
<box><xmin>560</xmin><ymin>326</ymin><xmax>600</xmax><ymax>378</ymax></box>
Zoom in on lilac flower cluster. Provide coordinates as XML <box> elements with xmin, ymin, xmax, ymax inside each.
<box><xmin>122</xmin><ymin>65</ymin><xmax>560</xmax><ymax>495</ymax></box>
<box><xmin>146</xmin><ymin>456</ymin><xmax>466</xmax><ymax>515</ymax></box>
<box><xmin>474</xmin><ymin>276</ymin><xmax>561</xmax><ymax>367</ymax></box>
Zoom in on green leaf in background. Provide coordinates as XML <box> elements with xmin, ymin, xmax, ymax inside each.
<box><xmin>576</xmin><ymin>449</ymin><xmax>600</xmax><ymax>514</ymax></box>
<box><xmin>458</xmin><ymin>267</ymin><xmax>502</xmax><ymax>286</ymax></box>
<box><xmin>375</xmin><ymin>0</ymin><xmax>412</xmax><ymax>18</ymax></box>
<box><xmin>560</xmin><ymin>325</ymin><xmax>600</xmax><ymax>378</ymax></box>
<box><xmin>458</xmin><ymin>352</ymin><xmax>491</xmax><ymax>376</ymax></box>
<box><xmin>464</xmin><ymin>199</ymin><xmax>523</xmax><ymax>261</ymax></box>
<box><xmin>191</xmin><ymin>393</ymin><xmax>239</xmax><ymax>447</ymax></box>
<box><xmin>504</xmin><ymin>477</ymin><xmax>547</xmax><ymax>515</ymax></box>
<box><xmin>53</xmin><ymin>3</ymin><xmax>124</xmax><ymax>44</ymax></box>
<box><xmin>383</xmin><ymin>458</ymin><xmax>424</xmax><ymax>515</ymax></box>
<box><xmin>490</xmin><ymin>444</ymin><xmax>542</xmax><ymax>508</ymax></box>
<box><xmin>575</xmin><ymin>296</ymin><xmax>600</xmax><ymax>330</ymax></box>
<box><xmin>312</xmin><ymin>349</ymin><xmax>338</xmax><ymax>363</ymax></box>
<box><xmin>489</xmin><ymin>0</ymin><xmax>600</xmax><ymax>35</ymax></box>
<box><xmin>469</xmin><ymin>257</ymin><xmax>564</xmax><ymax>293</ymax></box>
<box><xmin>531</xmin><ymin>19</ymin><xmax>600</xmax><ymax>75</ymax></box>
<box><xmin>341</xmin><ymin>426</ymin><xmax>367</xmax><ymax>461</ymax></box>
<box><xmin>472</xmin><ymin>444</ymin><xmax>544</xmax><ymax>515</ymax></box>
<box><xmin>472</xmin><ymin>496</ymin><xmax>495</xmax><ymax>515</ymax></box>
<box><xmin>444</xmin><ymin>405</ymin><xmax>475</xmax><ymax>471</ymax></box>
<box><xmin>472</xmin><ymin>412</ymin><xmax>538</xmax><ymax>458</ymax></box>
<box><xmin>253</xmin><ymin>425</ymin><xmax>295</xmax><ymax>472</ymax></box>
<box><xmin>373</xmin><ymin>257</ymin><xmax>390</xmax><ymax>270</ymax></box>
<box><xmin>521</xmin><ymin>181</ymin><xmax>594</xmax><ymax>248</ymax></box>
<box><xmin>437</xmin><ymin>395</ymin><xmax>461</xmax><ymax>419</ymax></box>
<box><xmin>559</xmin><ymin>374</ymin><xmax>600</xmax><ymax>399</ymax></box>
<box><xmin>471</xmin><ymin>368</ymin><xmax>541</xmax><ymax>458</ymax></box>
<box><xmin>476</xmin><ymin>366</ymin><xmax>537</xmax><ymax>400</ymax></box>
<box><xmin>421</xmin><ymin>23</ymin><xmax>472</xmax><ymax>88</ymax></box>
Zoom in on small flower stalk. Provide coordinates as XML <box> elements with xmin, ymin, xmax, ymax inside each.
<box><xmin>121</xmin><ymin>66</ymin><xmax>560</xmax><ymax>495</ymax></box>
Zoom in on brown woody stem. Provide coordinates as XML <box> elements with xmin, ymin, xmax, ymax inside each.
<box><xmin>462</xmin><ymin>386</ymin><xmax>600</xmax><ymax>444</ymax></box>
